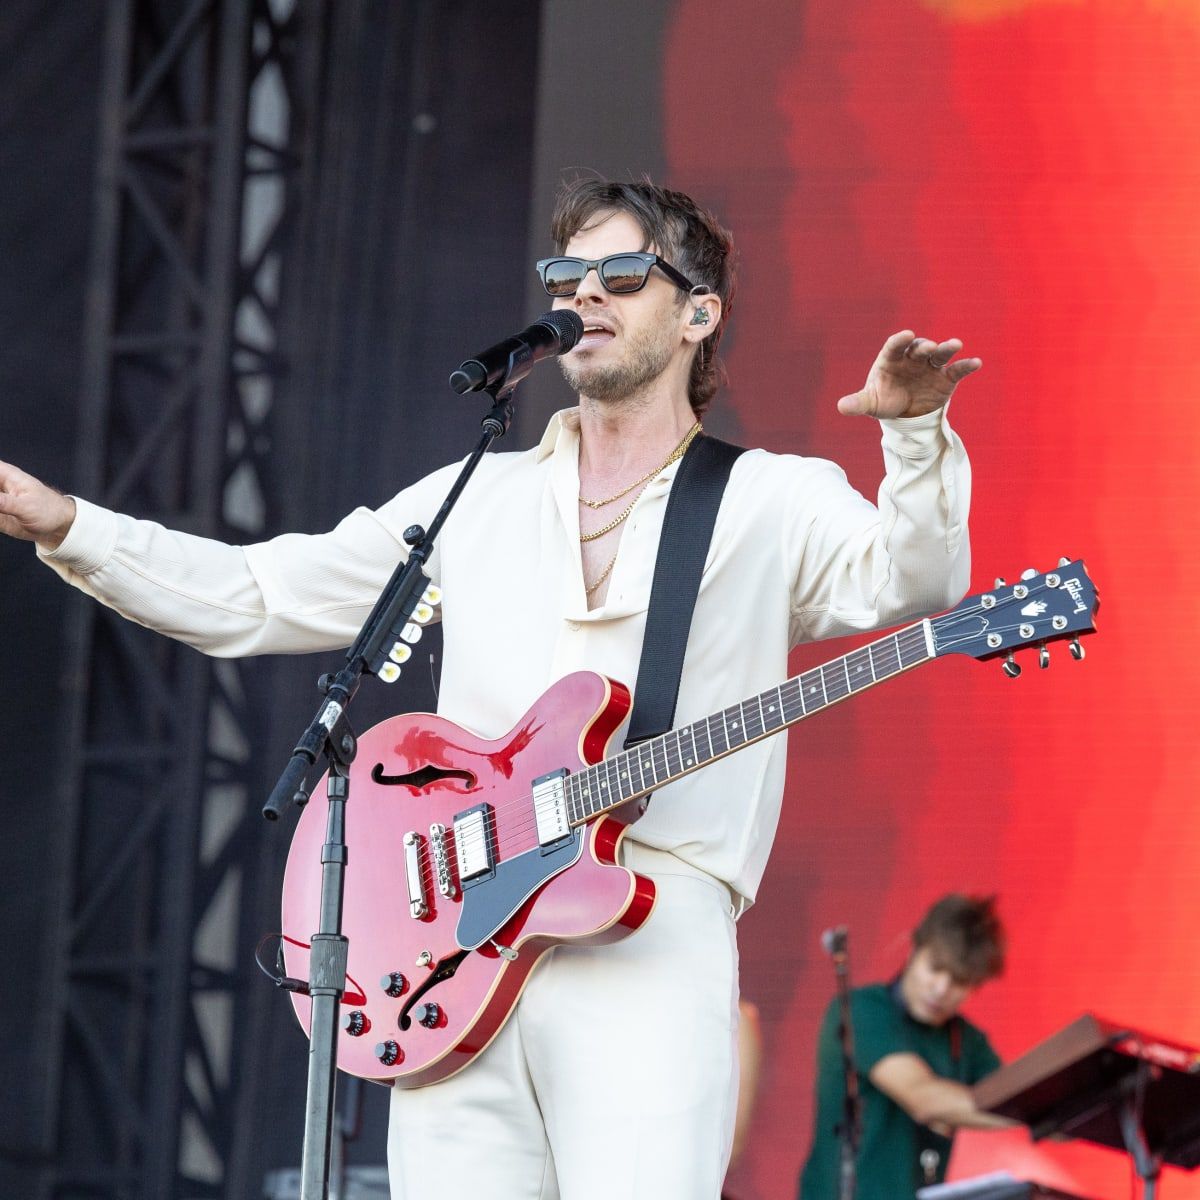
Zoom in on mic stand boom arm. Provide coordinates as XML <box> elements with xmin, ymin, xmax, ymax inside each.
<box><xmin>261</xmin><ymin>389</ymin><xmax>517</xmax><ymax>1200</ymax></box>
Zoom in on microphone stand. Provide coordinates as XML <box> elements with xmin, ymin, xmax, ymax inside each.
<box><xmin>824</xmin><ymin>927</ymin><xmax>861</xmax><ymax>1200</ymax></box>
<box><xmin>261</xmin><ymin>381</ymin><xmax>519</xmax><ymax>1200</ymax></box>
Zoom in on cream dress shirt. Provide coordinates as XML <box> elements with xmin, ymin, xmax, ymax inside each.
<box><xmin>40</xmin><ymin>406</ymin><xmax>970</xmax><ymax>910</ymax></box>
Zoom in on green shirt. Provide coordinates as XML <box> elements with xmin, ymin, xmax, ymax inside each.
<box><xmin>797</xmin><ymin>983</ymin><xmax>1001</xmax><ymax>1200</ymax></box>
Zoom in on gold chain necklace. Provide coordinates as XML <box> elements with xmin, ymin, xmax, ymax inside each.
<box><xmin>578</xmin><ymin>423</ymin><xmax>702</xmax><ymax>545</ymax></box>
<box><xmin>578</xmin><ymin>421</ymin><xmax>702</xmax><ymax>510</ymax></box>
<box><xmin>584</xmin><ymin>550</ymin><xmax>619</xmax><ymax>595</ymax></box>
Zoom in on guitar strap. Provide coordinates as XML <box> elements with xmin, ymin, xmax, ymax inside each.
<box><xmin>624</xmin><ymin>433</ymin><xmax>746</xmax><ymax>751</ymax></box>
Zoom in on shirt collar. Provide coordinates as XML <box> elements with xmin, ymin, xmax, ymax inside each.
<box><xmin>535</xmin><ymin>407</ymin><xmax>582</xmax><ymax>462</ymax></box>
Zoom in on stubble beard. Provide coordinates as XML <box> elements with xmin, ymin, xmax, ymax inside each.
<box><xmin>559</xmin><ymin>323</ymin><xmax>675</xmax><ymax>406</ymax></box>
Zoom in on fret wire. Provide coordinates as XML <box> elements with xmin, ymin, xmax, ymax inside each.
<box><xmin>680</xmin><ymin>725</ymin><xmax>697</xmax><ymax>770</ymax></box>
<box><xmin>843</xmin><ymin>655</ymin><xmax>852</xmax><ymax>692</ymax></box>
<box><xmin>725</xmin><ymin>705</ymin><xmax>743</xmax><ymax>747</ymax></box>
<box><xmin>644</xmin><ymin>741</ymin><xmax>657</xmax><ymax>788</ymax></box>
<box><xmin>663</xmin><ymin>731</ymin><xmax>679</xmax><ymax>780</ymax></box>
<box><xmin>615</xmin><ymin>750</ymin><xmax>632</xmax><ymax>802</ymax></box>
<box><xmin>652</xmin><ymin>737</ymin><xmax>669</xmax><ymax>782</ymax></box>
<box><xmin>867</xmin><ymin>643</ymin><xmax>877</xmax><ymax>682</ymax></box>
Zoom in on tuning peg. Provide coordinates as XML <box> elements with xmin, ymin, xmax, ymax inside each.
<box><xmin>994</xmin><ymin>577</ymin><xmax>1006</xmax><ymax>589</ymax></box>
<box><xmin>1021</xmin><ymin>567</ymin><xmax>1038</xmax><ymax>581</ymax></box>
<box><xmin>1038</xmin><ymin>643</ymin><xmax>1050</xmax><ymax>669</ymax></box>
<box><xmin>1069</xmin><ymin>638</ymin><xmax>1085</xmax><ymax>661</ymax></box>
<box><xmin>1058</xmin><ymin>556</ymin><xmax>1071</xmax><ymax>567</ymax></box>
<box><xmin>1002</xmin><ymin>653</ymin><xmax>1022</xmax><ymax>678</ymax></box>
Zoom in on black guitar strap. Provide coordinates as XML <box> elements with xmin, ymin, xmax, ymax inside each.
<box><xmin>624</xmin><ymin>433</ymin><xmax>746</xmax><ymax>750</ymax></box>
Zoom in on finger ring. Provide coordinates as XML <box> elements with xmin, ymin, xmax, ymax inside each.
<box><xmin>927</xmin><ymin>355</ymin><xmax>947</xmax><ymax>369</ymax></box>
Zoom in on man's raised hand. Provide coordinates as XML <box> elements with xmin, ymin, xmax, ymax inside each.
<box><xmin>837</xmin><ymin>330</ymin><xmax>982</xmax><ymax>419</ymax></box>
<box><xmin>0</xmin><ymin>461</ymin><xmax>76</xmax><ymax>549</ymax></box>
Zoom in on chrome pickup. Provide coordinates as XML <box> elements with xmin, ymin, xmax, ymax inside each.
<box><xmin>532</xmin><ymin>769</ymin><xmax>570</xmax><ymax>846</ymax></box>
<box><xmin>402</xmin><ymin>831</ymin><xmax>427</xmax><ymax>918</ymax></box>
<box><xmin>451</xmin><ymin>806</ymin><xmax>494</xmax><ymax>883</ymax></box>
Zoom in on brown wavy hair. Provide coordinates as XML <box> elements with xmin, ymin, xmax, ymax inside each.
<box><xmin>549</xmin><ymin>178</ymin><xmax>737</xmax><ymax>417</ymax></box>
<box><xmin>913</xmin><ymin>893</ymin><xmax>1007</xmax><ymax>984</ymax></box>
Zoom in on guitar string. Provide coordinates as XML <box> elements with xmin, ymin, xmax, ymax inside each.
<box><xmin>402</xmin><ymin>620</ymin><xmax>940</xmax><ymax>892</ymax></box>
<box><xmin>402</xmin><ymin>600</ymin><xmax>1054</xmax><ymax>892</ymax></box>
<box><xmin>398</xmin><ymin>588</ymin><xmax>1080</xmax><ymax>889</ymax></box>
<box><xmin>404</xmin><ymin>603</ymin><xmax>1035</xmax><ymax>893</ymax></box>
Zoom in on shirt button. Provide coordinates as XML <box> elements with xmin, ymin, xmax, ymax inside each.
<box><xmin>567</xmin><ymin>620</ymin><xmax>582</xmax><ymax>632</ymax></box>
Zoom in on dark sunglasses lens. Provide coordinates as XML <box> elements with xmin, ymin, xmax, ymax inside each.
<box><xmin>543</xmin><ymin>260</ymin><xmax>586</xmax><ymax>296</ymax></box>
<box><xmin>599</xmin><ymin>256</ymin><xmax>651</xmax><ymax>293</ymax></box>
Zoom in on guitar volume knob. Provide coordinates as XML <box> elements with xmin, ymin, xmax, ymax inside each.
<box><xmin>380</xmin><ymin>972</ymin><xmax>409</xmax><ymax>997</ymax></box>
<box><xmin>375</xmin><ymin>1039</ymin><xmax>403</xmax><ymax>1066</ymax></box>
<box><xmin>414</xmin><ymin>1002</ymin><xmax>441</xmax><ymax>1029</ymax></box>
<box><xmin>341</xmin><ymin>1010</ymin><xmax>370</xmax><ymax>1037</ymax></box>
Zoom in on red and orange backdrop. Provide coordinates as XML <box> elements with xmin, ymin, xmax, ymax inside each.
<box><xmin>656</xmin><ymin>2</ymin><xmax>1200</xmax><ymax>1196</ymax></box>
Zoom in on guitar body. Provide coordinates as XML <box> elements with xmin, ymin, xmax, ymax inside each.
<box><xmin>281</xmin><ymin>670</ymin><xmax>656</xmax><ymax>1088</ymax></box>
<box><xmin>279</xmin><ymin>559</ymin><xmax>1099</xmax><ymax>1089</ymax></box>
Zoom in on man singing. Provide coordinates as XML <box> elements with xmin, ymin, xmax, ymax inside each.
<box><xmin>2</xmin><ymin>178</ymin><xmax>980</xmax><ymax>1198</ymax></box>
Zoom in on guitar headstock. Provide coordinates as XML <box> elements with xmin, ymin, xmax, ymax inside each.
<box><xmin>931</xmin><ymin>558</ymin><xmax>1098</xmax><ymax>676</ymax></box>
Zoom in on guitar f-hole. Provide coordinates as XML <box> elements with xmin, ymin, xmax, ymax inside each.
<box><xmin>397</xmin><ymin>950</ymin><xmax>467</xmax><ymax>1030</ymax></box>
<box><xmin>371</xmin><ymin>763</ymin><xmax>477</xmax><ymax>790</ymax></box>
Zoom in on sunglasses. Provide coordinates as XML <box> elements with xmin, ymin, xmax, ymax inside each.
<box><xmin>535</xmin><ymin>252</ymin><xmax>698</xmax><ymax>298</ymax></box>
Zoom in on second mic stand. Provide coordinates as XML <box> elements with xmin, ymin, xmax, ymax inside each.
<box><xmin>262</xmin><ymin>388</ymin><xmax>517</xmax><ymax>1200</ymax></box>
<box><xmin>825</xmin><ymin>928</ymin><xmax>861</xmax><ymax>1200</ymax></box>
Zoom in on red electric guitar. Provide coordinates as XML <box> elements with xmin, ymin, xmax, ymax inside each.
<box><xmin>280</xmin><ymin>560</ymin><xmax>1098</xmax><ymax>1087</ymax></box>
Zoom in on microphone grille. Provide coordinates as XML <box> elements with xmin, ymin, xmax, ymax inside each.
<box><xmin>536</xmin><ymin>308</ymin><xmax>584</xmax><ymax>353</ymax></box>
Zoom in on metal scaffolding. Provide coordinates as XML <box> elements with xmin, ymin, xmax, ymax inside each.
<box><xmin>35</xmin><ymin>1</ymin><xmax>322</xmax><ymax>1195</ymax></box>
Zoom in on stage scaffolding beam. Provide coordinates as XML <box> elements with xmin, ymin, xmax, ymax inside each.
<box><xmin>34</xmin><ymin>1</ymin><xmax>323</xmax><ymax>1196</ymax></box>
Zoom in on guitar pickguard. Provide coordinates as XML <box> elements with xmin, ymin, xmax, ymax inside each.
<box><xmin>456</xmin><ymin>828</ymin><xmax>585</xmax><ymax>950</ymax></box>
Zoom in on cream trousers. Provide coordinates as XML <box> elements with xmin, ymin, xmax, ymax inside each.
<box><xmin>386</xmin><ymin>843</ymin><xmax>741</xmax><ymax>1199</ymax></box>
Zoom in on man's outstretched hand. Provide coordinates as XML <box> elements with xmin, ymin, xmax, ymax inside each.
<box><xmin>838</xmin><ymin>330</ymin><xmax>982</xmax><ymax>419</ymax></box>
<box><xmin>0</xmin><ymin>461</ymin><xmax>76</xmax><ymax>549</ymax></box>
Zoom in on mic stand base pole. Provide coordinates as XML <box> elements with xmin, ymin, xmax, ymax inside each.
<box><xmin>831</xmin><ymin>950</ymin><xmax>859</xmax><ymax>1200</ymax></box>
<box><xmin>299</xmin><ymin>760</ymin><xmax>352</xmax><ymax>1200</ymax></box>
<box><xmin>265</xmin><ymin>383</ymin><xmax>519</xmax><ymax>1200</ymax></box>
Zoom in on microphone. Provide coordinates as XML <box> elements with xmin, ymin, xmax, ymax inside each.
<box><xmin>449</xmin><ymin>310</ymin><xmax>584</xmax><ymax>395</ymax></box>
<box><xmin>821</xmin><ymin>925</ymin><xmax>849</xmax><ymax>957</ymax></box>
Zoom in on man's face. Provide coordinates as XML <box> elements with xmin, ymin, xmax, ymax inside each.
<box><xmin>899</xmin><ymin>943</ymin><xmax>978</xmax><ymax>1026</ymax></box>
<box><xmin>553</xmin><ymin>210</ymin><xmax>686</xmax><ymax>405</ymax></box>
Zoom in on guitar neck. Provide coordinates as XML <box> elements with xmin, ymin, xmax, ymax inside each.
<box><xmin>567</xmin><ymin>619</ymin><xmax>935</xmax><ymax>825</ymax></box>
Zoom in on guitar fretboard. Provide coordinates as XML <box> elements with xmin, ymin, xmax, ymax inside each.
<box><xmin>566</xmin><ymin>620</ymin><xmax>933</xmax><ymax>825</ymax></box>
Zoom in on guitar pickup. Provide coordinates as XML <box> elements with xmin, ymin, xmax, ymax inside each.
<box><xmin>532</xmin><ymin>769</ymin><xmax>571</xmax><ymax>850</ymax></box>
<box><xmin>452</xmin><ymin>804</ymin><xmax>495</xmax><ymax>887</ymax></box>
